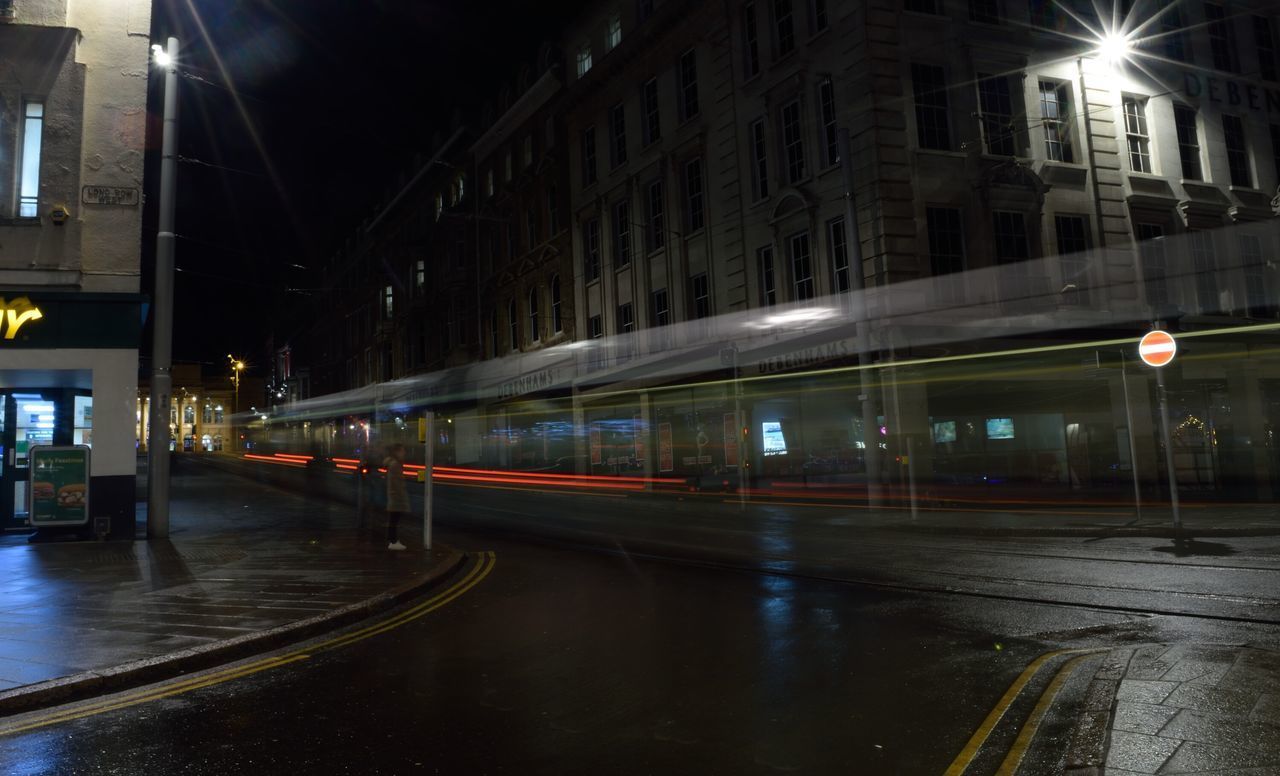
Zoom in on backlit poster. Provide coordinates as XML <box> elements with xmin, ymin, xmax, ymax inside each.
<box><xmin>761</xmin><ymin>421</ymin><xmax>787</xmax><ymax>456</ymax></box>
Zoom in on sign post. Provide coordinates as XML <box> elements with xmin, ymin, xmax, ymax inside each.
<box><xmin>30</xmin><ymin>446</ymin><xmax>91</xmax><ymax>528</ymax></box>
<box><xmin>1139</xmin><ymin>329</ymin><xmax>1180</xmax><ymax>531</ymax></box>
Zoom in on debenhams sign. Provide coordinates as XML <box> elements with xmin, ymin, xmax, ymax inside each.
<box><xmin>497</xmin><ymin>368</ymin><xmax>559</xmax><ymax>400</ymax></box>
<box><xmin>1183</xmin><ymin>72</ymin><xmax>1280</xmax><ymax>115</ymax></box>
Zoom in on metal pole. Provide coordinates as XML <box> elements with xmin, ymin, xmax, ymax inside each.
<box><xmin>733</xmin><ymin>348</ymin><xmax>747</xmax><ymax>511</ymax></box>
<box><xmin>147</xmin><ymin>37</ymin><xmax>179</xmax><ymax>540</ymax></box>
<box><xmin>423</xmin><ymin>410</ymin><xmax>435</xmax><ymax>550</ymax></box>
<box><xmin>1118</xmin><ymin>351</ymin><xmax>1143</xmax><ymax>523</ymax></box>
<box><xmin>838</xmin><ymin>128</ymin><xmax>881</xmax><ymax>507</ymax></box>
<box><xmin>1155</xmin><ymin>365</ymin><xmax>1181</xmax><ymax>531</ymax></box>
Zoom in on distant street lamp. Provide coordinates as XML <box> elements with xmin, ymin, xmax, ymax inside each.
<box><xmin>228</xmin><ymin>354</ymin><xmax>245</xmax><ymax>413</ymax></box>
<box><xmin>146</xmin><ymin>36</ymin><xmax>179</xmax><ymax>540</ymax></box>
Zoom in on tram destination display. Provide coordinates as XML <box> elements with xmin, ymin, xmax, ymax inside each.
<box><xmin>29</xmin><ymin>446</ymin><xmax>91</xmax><ymax>526</ymax></box>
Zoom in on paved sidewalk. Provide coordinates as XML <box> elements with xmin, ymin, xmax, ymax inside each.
<box><xmin>0</xmin><ymin>462</ymin><xmax>462</xmax><ymax>715</ymax></box>
<box><xmin>1066</xmin><ymin>644</ymin><xmax>1280</xmax><ymax>775</ymax></box>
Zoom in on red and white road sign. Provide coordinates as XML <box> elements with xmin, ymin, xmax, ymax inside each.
<box><xmin>1138</xmin><ymin>330</ymin><xmax>1177</xmax><ymax>367</ymax></box>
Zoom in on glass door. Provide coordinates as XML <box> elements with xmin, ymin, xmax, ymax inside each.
<box><xmin>3</xmin><ymin>394</ymin><xmax>57</xmax><ymax>529</ymax></box>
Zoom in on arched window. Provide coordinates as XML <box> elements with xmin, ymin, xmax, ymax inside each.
<box><xmin>508</xmin><ymin>298</ymin><xmax>518</xmax><ymax>351</ymax></box>
<box><xmin>528</xmin><ymin>287</ymin><xmax>540</xmax><ymax>342</ymax></box>
<box><xmin>550</xmin><ymin>274</ymin><xmax>562</xmax><ymax>333</ymax></box>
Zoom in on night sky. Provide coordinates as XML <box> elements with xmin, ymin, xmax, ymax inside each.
<box><xmin>143</xmin><ymin>0</ymin><xmax>578</xmax><ymax>372</ymax></box>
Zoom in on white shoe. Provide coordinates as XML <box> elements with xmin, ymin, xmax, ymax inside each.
<box><xmin>388</xmin><ymin>541</ymin><xmax>406</xmax><ymax>551</ymax></box>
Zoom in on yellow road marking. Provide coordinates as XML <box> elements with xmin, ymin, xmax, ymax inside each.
<box><xmin>942</xmin><ymin>647</ymin><xmax>1103</xmax><ymax>776</ymax></box>
<box><xmin>995</xmin><ymin>653</ymin><xmax>1098</xmax><ymax>776</ymax></box>
<box><xmin>0</xmin><ymin>552</ymin><xmax>496</xmax><ymax>737</ymax></box>
<box><xmin>738</xmin><ymin>499</ymin><xmax>1131</xmax><ymax>518</ymax></box>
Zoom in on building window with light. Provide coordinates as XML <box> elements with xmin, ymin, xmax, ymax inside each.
<box><xmin>642</xmin><ymin>78</ymin><xmax>661</xmax><ymax>146</ymax></box>
<box><xmin>18</xmin><ymin>100</ymin><xmax>44</xmax><ymax>218</ymax></box>
<box><xmin>617</xmin><ymin>302</ymin><xmax>634</xmax><ymax>334</ymax></box>
<box><xmin>613</xmin><ymin>200</ymin><xmax>632</xmax><ymax>267</ymax></box>
<box><xmin>1122</xmin><ymin>96</ymin><xmax>1151</xmax><ymax>174</ymax></box>
<box><xmin>1173</xmin><ymin>104</ymin><xmax>1202</xmax><ymax>181</ymax></box>
<box><xmin>789</xmin><ymin>232</ymin><xmax>814</xmax><ymax>301</ymax></box>
<box><xmin>818</xmin><ymin>77</ymin><xmax>839</xmax><ymax>166</ymax></box>
<box><xmin>750</xmin><ymin>118</ymin><xmax>770</xmax><ymax>200</ymax></box>
<box><xmin>979</xmin><ymin>74</ymin><xmax>1016</xmax><ymax>157</ymax></box>
<box><xmin>1038</xmin><ymin>81</ymin><xmax>1073</xmax><ymax>162</ymax></box>
<box><xmin>1204</xmin><ymin>3</ymin><xmax>1238</xmax><ymax>73</ymax></box>
<box><xmin>912</xmin><ymin>64</ymin><xmax>951</xmax><ymax>151</ymax></box>
<box><xmin>1223</xmin><ymin>114</ymin><xmax>1252</xmax><ymax>187</ymax></box>
<box><xmin>679</xmin><ymin>49</ymin><xmax>699</xmax><ymax>122</ymax></box>
<box><xmin>384</xmin><ymin>286</ymin><xmax>394</xmax><ymax>319</ymax></box>
<box><xmin>434</xmin><ymin>193</ymin><xmax>443</xmax><ymax>221</ymax></box>
<box><xmin>607</xmin><ymin>14</ymin><xmax>622</xmax><ymax>51</ymax></box>
<box><xmin>589</xmin><ymin>314</ymin><xmax>603</xmax><ymax>339</ymax></box>
<box><xmin>416</xmin><ymin>260</ymin><xmax>425</xmax><ymax>290</ymax></box>
<box><xmin>585</xmin><ymin>218</ymin><xmax>602</xmax><ymax>282</ymax></box>
<box><xmin>582</xmin><ymin>126</ymin><xmax>597</xmax><ymax>186</ymax></box>
<box><xmin>772</xmin><ymin>0</ymin><xmax>795</xmax><ymax>57</ymax></box>
<box><xmin>485</xmin><ymin>169</ymin><xmax>495</xmax><ymax>197</ymax></box>
<box><xmin>577</xmin><ymin>44</ymin><xmax>593</xmax><ymax>77</ymax></box>
<box><xmin>651</xmin><ymin>288</ymin><xmax>670</xmax><ymax>326</ymax></box>
<box><xmin>781</xmin><ymin>99</ymin><xmax>807</xmax><ymax>183</ymax></box>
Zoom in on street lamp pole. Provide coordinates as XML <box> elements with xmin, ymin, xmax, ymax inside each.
<box><xmin>146</xmin><ymin>37</ymin><xmax>179</xmax><ymax>540</ymax></box>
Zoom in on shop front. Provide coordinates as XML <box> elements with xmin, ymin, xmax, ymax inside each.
<box><xmin>0</xmin><ymin>293</ymin><xmax>142</xmax><ymax>537</ymax></box>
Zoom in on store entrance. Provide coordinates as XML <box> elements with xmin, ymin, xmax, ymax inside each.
<box><xmin>0</xmin><ymin>394</ymin><xmax>56</xmax><ymax>529</ymax></box>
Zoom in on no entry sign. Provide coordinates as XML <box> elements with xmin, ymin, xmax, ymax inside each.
<box><xmin>1138</xmin><ymin>330</ymin><xmax>1177</xmax><ymax>367</ymax></box>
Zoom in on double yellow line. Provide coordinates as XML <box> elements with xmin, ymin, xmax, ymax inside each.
<box><xmin>943</xmin><ymin>647</ymin><xmax>1105</xmax><ymax>776</ymax></box>
<box><xmin>0</xmin><ymin>551</ymin><xmax>497</xmax><ymax>737</ymax></box>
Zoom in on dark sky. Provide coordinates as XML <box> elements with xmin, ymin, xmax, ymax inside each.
<box><xmin>143</xmin><ymin>0</ymin><xmax>577</xmax><ymax>371</ymax></box>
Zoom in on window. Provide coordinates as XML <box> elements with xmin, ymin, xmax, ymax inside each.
<box><xmin>589</xmin><ymin>314</ymin><xmax>603</xmax><ymax>339</ymax></box>
<box><xmin>978</xmin><ymin>74</ymin><xmax>1016</xmax><ymax>157</ymax></box>
<box><xmin>809</xmin><ymin>0</ymin><xmax>827</xmax><ymax>32</ymax></box>
<box><xmin>548</xmin><ymin>275</ymin><xmax>563</xmax><ymax>334</ymax></box>
<box><xmin>1144</xmin><ymin>0</ymin><xmax>1187</xmax><ymax>62</ymax></box>
<box><xmin>651</xmin><ymin>288</ymin><xmax>670</xmax><ymax>326</ymax></box>
<box><xmin>1055</xmin><ymin>215</ymin><xmax>1089</xmax><ymax>305</ymax></box>
<box><xmin>415</xmin><ymin>260</ymin><xmax>425</xmax><ymax>290</ymax></box>
<box><xmin>757</xmin><ymin>246</ymin><xmax>777</xmax><ymax>306</ymax></box>
<box><xmin>485</xmin><ymin>169</ymin><xmax>494</xmax><ymax>198</ymax></box>
<box><xmin>912</xmin><ymin>64</ymin><xmax>951</xmax><ymax>150</ymax></box>
<box><xmin>642</xmin><ymin>78</ymin><xmax>661</xmax><ymax>146</ymax></box>
<box><xmin>679</xmin><ymin>49</ymin><xmax>699</xmax><ymax>121</ymax></box>
<box><xmin>781</xmin><ymin>100</ymin><xmax>807</xmax><ymax>183</ymax></box>
<box><xmin>828</xmin><ymin>218</ymin><xmax>850</xmax><ymax>294</ymax></box>
<box><xmin>613</xmin><ymin>200</ymin><xmax>632</xmax><ymax>267</ymax></box>
<box><xmin>1258</xmin><ymin>16</ymin><xmax>1278</xmax><ymax>81</ymax></box>
<box><xmin>750</xmin><ymin>118</ymin><xmax>770</xmax><ymax>200</ymax></box>
<box><xmin>1038</xmin><ymin>81</ymin><xmax>1073</xmax><ymax>162</ymax></box>
<box><xmin>203</xmin><ymin>405</ymin><xmax>213</xmax><ymax>424</ymax></box>
<box><xmin>505</xmin><ymin>152</ymin><xmax>513</xmax><ymax>182</ymax></box>
<box><xmin>548</xmin><ymin>186</ymin><xmax>560</xmax><ymax>234</ymax></box>
<box><xmin>818</xmin><ymin>77</ymin><xmax>839</xmax><ymax>167</ymax></box>
<box><xmin>926</xmin><ymin>207</ymin><xmax>965</xmax><ymax>282</ymax></box>
<box><xmin>384</xmin><ymin>286</ymin><xmax>394</xmax><ymax>319</ymax></box>
<box><xmin>969</xmin><ymin>0</ymin><xmax>999</xmax><ymax>24</ymax></box>
<box><xmin>582</xmin><ymin>127</ymin><xmax>597</xmax><ymax>186</ymax></box>
<box><xmin>1241</xmin><ymin>233</ymin><xmax>1270</xmax><ymax>316</ymax></box>
<box><xmin>1136</xmin><ymin>223</ymin><xmax>1168</xmax><ymax>307</ymax></box>
<box><xmin>646</xmin><ymin>180</ymin><xmax>665</xmax><ymax>253</ymax></box>
<box><xmin>508</xmin><ymin>299</ymin><xmax>519</xmax><ymax>350</ymax></box>
<box><xmin>528</xmin><ymin>287</ymin><xmax>540</xmax><ymax>342</ymax></box>
<box><xmin>607</xmin><ymin>14</ymin><xmax>622</xmax><ymax>50</ymax></box>
<box><xmin>1223</xmin><ymin>114</ymin><xmax>1251</xmax><ymax>187</ymax></box>
<box><xmin>1028</xmin><ymin>0</ymin><xmax>1057</xmax><ymax>29</ymax></box>
<box><xmin>992</xmin><ymin>211</ymin><xmax>1029</xmax><ymax>264</ymax></box>
<box><xmin>523</xmin><ymin>135</ymin><xmax>534</xmax><ymax>168</ymax></box>
<box><xmin>789</xmin><ymin>232</ymin><xmax>814</xmax><ymax>300</ymax></box>
<box><xmin>690</xmin><ymin>272</ymin><xmax>711</xmax><ymax>318</ymax></box>
<box><xmin>684</xmin><ymin>158</ymin><xmax>705</xmax><ymax>232</ymax></box>
<box><xmin>1204</xmin><ymin>3</ymin><xmax>1238</xmax><ymax>72</ymax></box>
<box><xmin>1189</xmin><ymin>231</ymin><xmax>1218</xmax><ymax>312</ymax></box>
<box><xmin>18</xmin><ymin>101</ymin><xmax>43</xmax><ymax>218</ymax></box>
<box><xmin>772</xmin><ymin>0</ymin><xmax>795</xmax><ymax>57</ymax></box>
<box><xmin>609</xmin><ymin>103</ymin><xmax>627</xmax><ymax>168</ymax></box>
<box><xmin>434</xmin><ymin>193</ymin><xmax>444</xmax><ymax>221</ymax></box>
<box><xmin>577</xmin><ymin>44</ymin><xmax>593</xmax><ymax>77</ymax></box>
<box><xmin>744</xmin><ymin>2</ymin><xmax>761</xmax><ymax>78</ymax></box>
<box><xmin>527</xmin><ymin>205</ymin><xmax>539</xmax><ymax>248</ymax></box>
<box><xmin>585</xmin><ymin>218</ymin><xmax>602</xmax><ymax>281</ymax></box>
<box><xmin>1123</xmin><ymin>97</ymin><xmax>1151</xmax><ymax>174</ymax></box>
<box><xmin>617</xmin><ymin>302</ymin><xmax>634</xmax><ymax>333</ymax></box>
<box><xmin>1173</xmin><ymin>104</ymin><xmax>1202</xmax><ymax>181</ymax></box>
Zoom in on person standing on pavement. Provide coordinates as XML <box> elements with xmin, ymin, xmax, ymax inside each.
<box><xmin>384</xmin><ymin>443</ymin><xmax>409</xmax><ymax>551</ymax></box>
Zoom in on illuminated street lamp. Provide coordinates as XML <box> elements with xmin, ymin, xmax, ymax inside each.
<box><xmin>1096</xmin><ymin>31</ymin><xmax>1133</xmax><ymax>68</ymax></box>
<box><xmin>146</xmin><ymin>36</ymin><xmax>179</xmax><ymax>540</ymax></box>
<box><xmin>227</xmin><ymin>354</ymin><xmax>245</xmax><ymax>413</ymax></box>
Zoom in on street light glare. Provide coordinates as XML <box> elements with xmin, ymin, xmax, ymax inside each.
<box><xmin>1097</xmin><ymin>32</ymin><xmax>1132</xmax><ymax>66</ymax></box>
<box><xmin>151</xmin><ymin>43</ymin><xmax>172</xmax><ymax>67</ymax></box>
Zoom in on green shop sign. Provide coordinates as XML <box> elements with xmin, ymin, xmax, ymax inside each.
<box><xmin>30</xmin><ymin>446</ymin><xmax>90</xmax><ymax>526</ymax></box>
